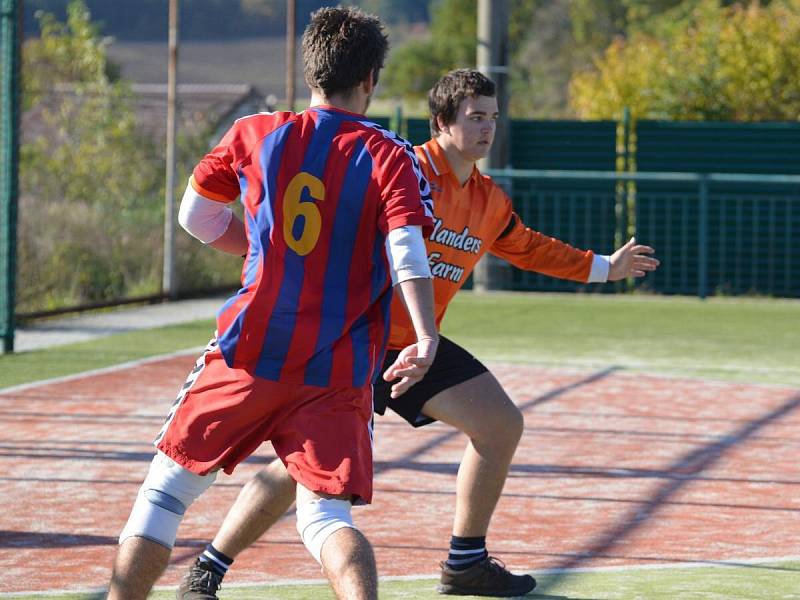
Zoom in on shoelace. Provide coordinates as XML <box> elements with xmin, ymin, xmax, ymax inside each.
<box><xmin>187</xmin><ymin>566</ymin><xmax>223</xmax><ymax>593</ymax></box>
<box><xmin>484</xmin><ymin>556</ymin><xmax>511</xmax><ymax>578</ymax></box>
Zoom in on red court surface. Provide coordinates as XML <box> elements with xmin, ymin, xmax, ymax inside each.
<box><xmin>1</xmin><ymin>354</ymin><xmax>799</xmax><ymax>595</ymax></box>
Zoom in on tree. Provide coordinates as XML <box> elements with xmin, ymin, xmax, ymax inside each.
<box><xmin>381</xmin><ymin>0</ymin><xmax>477</xmax><ymax>100</ymax></box>
<box><xmin>20</xmin><ymin>0</ymin><xmax>247</xmax><ymax>312</ymax></box>
<box><xmin>19</xmin><ymin>0</ymin><xmax>163</xmax><ymax>310</ymax></box>
<box><xmin>22</xmin><ymin>0</ymin><xmax>119</xmax><ymax>108</ymax></box>
<box><xmin>569</xmin><ymin>0</ymin><xmax>800</xmax><ymax>121</ymax></box>
<box><xmin>381</xmin><ymin>0</ymin><xmax>546</xmax><ymax>102</ymax></box>
<box><xmin>357</xmin><ymin>0</ymin><xmax>429</xmax><ymax>23</ymax></box>
<box><xmin>508</xmin><ymin>0</ymin><xmax>694</xmax><ymax>117</ymax></box>
<box><xmin>380</xmin><ymin>0</ymin><xmax>686</xmax><ymax>117</ymax></box>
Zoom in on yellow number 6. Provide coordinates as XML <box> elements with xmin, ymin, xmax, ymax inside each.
<box><xmin>283</xmin><ymin>172</ymin><xmax>325</xmax><ymax>256</ymax></box>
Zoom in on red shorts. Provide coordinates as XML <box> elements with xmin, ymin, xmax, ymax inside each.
<box><xmin>155</xmin><ymin>340</ymin><xmax>374</xmax><ymax>503</ymax></box>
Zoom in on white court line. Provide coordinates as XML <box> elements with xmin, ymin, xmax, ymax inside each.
<box><xmin>212</xmin><ymin>553</ymin><xmax>800</xmax><ymax>588</ymax></box>
<box><xmin>4</xmin><ymin>352</ymin><xmax>797</xmax><ymax>397</ymax></box>
<box><xmin>4</xmin><ymin>555</ymin><xmax>799</xmax><ymax>597</ymax></box>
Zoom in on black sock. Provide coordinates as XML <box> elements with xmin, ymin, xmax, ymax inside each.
<box><xmin>198</xmin><ymin>543</ymin><xmax>234</xmax><ymax>577</ymax></box>
<box><xmin>446</xmin><ymin>535</ymin><xmax>488</xmax><ymax>571</ymax></box>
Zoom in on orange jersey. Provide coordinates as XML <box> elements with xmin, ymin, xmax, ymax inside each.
<box><xmin>388</xmin><ymin>138</ymin><xmax>595</xmax><ymax>349</ymax></box>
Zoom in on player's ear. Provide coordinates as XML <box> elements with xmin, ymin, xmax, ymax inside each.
<box><xmin>361</xmin><ymin>70</ymin><xmax>377</xmax><ymax>95</ymax></box>
<box><xmin>436</xmin><ymin>115</ymin><xmax>450</xmax><ymax>135</ymax></box>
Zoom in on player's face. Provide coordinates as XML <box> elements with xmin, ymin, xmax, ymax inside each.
<box><xmin>447</xmin><ymin>95</ymin><xmax>499</xmax><ymax>162</ymax></box>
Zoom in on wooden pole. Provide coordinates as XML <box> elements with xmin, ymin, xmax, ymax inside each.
<box><xmin>286</xmin><ymin>0</ymin><xmax>296</xmax><ymax>111</ymax></box>
<box><xmin>163</xmin><ymin>0</ymin><xmax>179</xmax><ymax>299</ymax></box>
<box><xmin>474</xmin><ymin>0</ymin><xmax>510</xmax><ymax>291</ymax></box>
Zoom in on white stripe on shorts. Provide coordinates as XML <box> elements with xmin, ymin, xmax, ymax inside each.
<box><xmin>153</xmin><ymin>337</ymin><xmax>217</xmax><ymax>446</ymax></box>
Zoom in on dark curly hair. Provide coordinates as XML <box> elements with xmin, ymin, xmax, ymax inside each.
<box><xmin>428</xmin><ymin>69</ymin><xmax>496</xmax><ymax>136</ymax></box>
<box><xmin>302</xmin><ymin>6</ymin><xmax>388</xmax><ymax>98</ymax></box>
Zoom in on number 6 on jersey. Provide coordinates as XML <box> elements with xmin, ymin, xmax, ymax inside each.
<box><xmin>283</xmin><ymin>172</ymin><xmax>325</xmax><ymax>256</ymax></box>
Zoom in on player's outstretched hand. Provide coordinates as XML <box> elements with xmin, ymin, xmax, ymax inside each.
<box><xmin>608</xmin><ymin>237</ymin><xmax>660</xmax><ymax>281</ymax></box>
<box><xmin>383</xmin><ymin>337</ymin><xmax>438</xmax><ymax>398</ymax></box>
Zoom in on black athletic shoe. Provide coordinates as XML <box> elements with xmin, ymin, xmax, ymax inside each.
<box><xmin>437</xmin><ymin>556</ymin><xmax>537</xmax><ymax>597</ymax></box>
<box><xmin>177</xmin><ymin>558</ymin><xmax>223</xmax><ymax>600</ymax></box>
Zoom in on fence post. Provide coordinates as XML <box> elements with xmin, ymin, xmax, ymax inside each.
<box><xmin>698</xmin><ymin>175</ymin><xmax>709</xmax><ymax>299</ymax></box>
<box><xmin>390</xmin><ymin>103</ymin><xmax>404</xmax><ymax>138</ymax></box>
<box><xmin>1</xmin><ymin>0</ymin><xmax>21</xmax><ymax>353</ymax></box>
<box><xmin>163</xmin><ymin>0</ymin><xmax>179</xmax><ymax>300</ymax></box>
<box><xmin>614</xmin><ymin>108</ymin><xmax>631</xmax><ymax>250</ymax></box>
<box><xmin>474</xmin><ymin>0</ymin><xmax>510</xmax><ymax>291</ymax></box>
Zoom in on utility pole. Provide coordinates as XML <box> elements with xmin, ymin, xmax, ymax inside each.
<box><xmin>0</xmin><ymin>0</ymin><xmax>21</xmax><ymax>352</ymax></box>
<box><xmin>163</xmin><ymin>0</ymin><xmax>179</xmax><ymax>299</ymax></box>
<box><xmin>474</xmin><ymin>0</ymin><xmax>510</xmax><ymax>291</ymax></box>
<box><xmin>286</xmin><ymin>0</ymin><xmax>296</xmax><ymax>111</ymax></box>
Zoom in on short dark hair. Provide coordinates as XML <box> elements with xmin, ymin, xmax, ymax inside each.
<box><xmin>428</xmin><ymin>69</ymin><xmax>496</xmax><ymax>136</ymax></box>
<box><xmin>302</xmin><ymin>7</ymin><xmax>388</xmax><ymax>98</ymax></box>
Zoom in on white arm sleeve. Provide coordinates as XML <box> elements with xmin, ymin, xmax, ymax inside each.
<box><xmin>385</xmin><ymin>225</ymin><xmax>431</xmax><ymax>285</ymax></box>
<box><xmin>177</xmin><ymin>182</ymin><xmax>234</xmax><ymax>244</ymax></box>
<box><xmin>587</xmin><ymin>254</ymin><xmax>610</xmax><ymax>283</ymax></box>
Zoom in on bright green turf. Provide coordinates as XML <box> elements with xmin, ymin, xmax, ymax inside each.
<box><xmin>440</xmin><ymin>292</ymin><xmax>800</xmax><ymax>387</ymax></box>
<box><xmin>0</xmin><ymin>319</ymin><xmax>215</xmax><ymax>389</ymax></box>
<box><xmin>2</xmin><ymin>292</ymin><xmax>799</xmax><ymax>389</ymax></box>
<box><xmin>4</xmin><ymin>560</ymin><xmax>799</xmax><ymax>599</ymax></box>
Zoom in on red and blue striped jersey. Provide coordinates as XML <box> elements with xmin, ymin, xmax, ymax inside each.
<box><xmin>191</xmin><ymin>106</ymin><xmax>434</xmax><ymax>388</ymax></box>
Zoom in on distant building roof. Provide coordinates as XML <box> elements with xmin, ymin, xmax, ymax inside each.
<box><xmin>22</xmin><ymin>82</ymin><xmax>269</xmax><ymax>145</ymax></box>
<box><xmin>128</xmin><ymin>83</ymin><xmax>268</xmax><ymax>141</ymax></box>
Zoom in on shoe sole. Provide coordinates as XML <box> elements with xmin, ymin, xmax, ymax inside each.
<box><xmin>436</xmin><ymin>579</ymin><xmax>537</xmax><ymax>597</ymax></box>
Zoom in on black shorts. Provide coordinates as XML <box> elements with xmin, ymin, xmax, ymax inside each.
<box><xmin>373</xmin><ymin>335</ymin><xmax>488</xmax><ymax>428</ymax></box>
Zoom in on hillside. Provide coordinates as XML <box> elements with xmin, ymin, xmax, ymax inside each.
<box><xmin>24</xmin><ymin>0</ymin><xmax>430</xmax><ymax>40</ymax></box>
<box><xmin>106</xmin><ymin>37</ymin><xmax>308</xmax><ymax>97</ymax></box>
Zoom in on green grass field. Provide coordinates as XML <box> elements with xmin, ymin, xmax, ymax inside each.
<box><xmin>2</xmin><ymin>560</ymin><xmax>799</xmax><ymax>599</ymax></box>
<box><xmin>441</xmin><ymin>292</ymin><xmax>800</xmax><ymax>387</ymax></box>
<box><xmin>2</xmin><ymin>291</ymin><xmax>799</xmax><ymax>599</ymax></box>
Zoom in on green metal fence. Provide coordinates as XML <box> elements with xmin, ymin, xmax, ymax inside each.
<box><xmin>636</xmin><ymin>121</ymin><xmax>800</xmax><ymax>175</ymax></box>
<box><xmin>1</xmin><ymin>0</ymin><xmax>21</xmax><ymax>353</ymax></box>
<box><xmin>406</xmin><ymin>117</ymin><xmax>622</xmax><ymax>171</ymax></box>
<box><xmin>487</xmin><ymin>169</ymin><xmax>800</xmax><ymax>299</ymax></box>
<box><xmin>406</xmin><ymin>117</ymin><xmax>430</xmax><ymax>146</ymax></box>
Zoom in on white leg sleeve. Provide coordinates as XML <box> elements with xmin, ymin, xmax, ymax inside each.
<box><xmin>119</xmin><ymin>451</ymin><xmax>217</xmax><ymax>548</ymax></box>
<box><xmin>296</xmin><ymin>498</ymin><xmax>356</xmax><ymax>564</ymax></box>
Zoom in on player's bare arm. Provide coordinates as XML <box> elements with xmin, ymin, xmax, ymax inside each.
<box><xmin>381</xmin><ymin>225</ymin><xmax>439</xmax><ymax>397</ymax></box>
<box><xmin>207</xmin><ymin>216</ymin><xmax>247</xmax><ymax>256</ymax></box>
<box><xmin>384</xmin><ymin>276</ymin><xmax>438</xmax><ymax>398</ymax></box>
